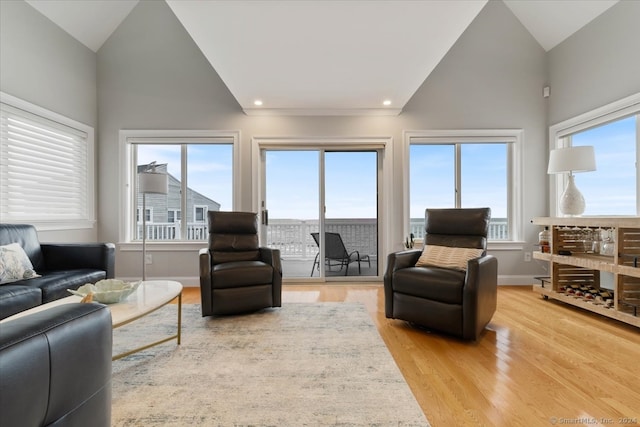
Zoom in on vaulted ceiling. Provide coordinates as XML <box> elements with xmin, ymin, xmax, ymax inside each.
<box><xmin>24</xmin><ymin>0</ymin><xmax>618</xmax><ymax>115</ymax></box>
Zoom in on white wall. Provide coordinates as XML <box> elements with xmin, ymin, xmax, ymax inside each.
<box><xmin>0</xmin><ymin>0</ymin><xmax>98</xmax><ymax>242</ymax></box>
<box><xmin>96</xmin><ymin>0</ymin><xmax>549</xmax><ymax>283</ymax></box>
<box><xmin>7</xmin><ymin>0</ymin><xmax>636</xmax><ymax>283</ymax></box>
<box><xmin>398</xmin><ymin>0</ymin><xmax>549</xmax><ymax>282</ymax></box>
<box><xmin>548</xmin><ymin>0</ymin><xmax>640</xmax><ymax>125</ymax></box>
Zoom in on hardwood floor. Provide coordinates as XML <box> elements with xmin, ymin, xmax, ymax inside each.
<box><xmin>181</xmin><ymin>285</ymin><xmax>640</xmax><ymax>427</ymax></box>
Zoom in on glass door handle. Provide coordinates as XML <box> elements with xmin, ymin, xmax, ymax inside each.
<box><xmin>261</xmin><ymin>209</ymin><xmax>269</xmax><ymax>226</ymax></box>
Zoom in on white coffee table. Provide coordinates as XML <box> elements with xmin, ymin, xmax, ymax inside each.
<box><xmin>1</xmin><ymin>280</ymin><xmax>183</xmax><ymax>360</ymax></box>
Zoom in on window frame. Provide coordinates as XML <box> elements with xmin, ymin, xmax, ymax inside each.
<box><xmin>548</xmin><ymin>92</ymin><xmax>640</xmax><ymax>216</ymax></box>
<box><xmin>0</xmin><ymin>92</ymin><xmax>95</xmax><ymax>231</ymax></box>
<box><xmin>119</xmin><ymin>130</ymin><xmax>240</xmax><ymax>246</ymax></box>
<box><xmin>193</xmin><ymin>205</ymin><xmax>207</xmax><ymax>223</ymax></box>
<box><xmin>167</xmin><ymin>209</ymin><xmax>181</xmax><ymax>223</ymax></box>
<box><xmin>403</xmin><ymin>129</ymin><xmax>524</xmax><ymax>248</ymax></box>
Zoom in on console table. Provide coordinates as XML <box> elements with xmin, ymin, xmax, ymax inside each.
<box><xmin>532</xmin><ymin>217</ymin><xmax>640</xmax><ymax>328</ymax></box>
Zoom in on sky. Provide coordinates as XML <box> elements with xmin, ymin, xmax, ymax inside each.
<box><xmin>266</xmin><ymin>150</ymin><xmax>377</xmax><ymax>220</ymax></box>
<box><xmin>572</xmin><ymin>115</ymin><xmax>636</xmax><ymax>216</ymax></box>
<box><xmin>138</xmin><ymin>144</ymin><xmax>233</xmax><ymax>210</ymax></box>
<box><xmin>135</xmin><ymin>114</ymin><xmax>637</xmax><ymax>220</ymax></box>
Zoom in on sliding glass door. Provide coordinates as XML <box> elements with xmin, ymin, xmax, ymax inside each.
<box><xmin>261</xmin><ymin>149</ymin><xmax>379</xmax><ymax>280</ymax></box>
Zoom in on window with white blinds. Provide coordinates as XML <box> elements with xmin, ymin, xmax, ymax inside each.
<box><xmin>0</xmin><ymin>94</ymin><xmax>94</xmax><ymax>227</ymax></box>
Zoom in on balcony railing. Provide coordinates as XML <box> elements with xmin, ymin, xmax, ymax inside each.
<box><xmin>266</xmin><ymin>218</ymin><xmax>378</xmax><ymax>259</ymax></box>
<box><xmin>409</xmin><ymin>218</ymin><xmax>509</xmax><ymax>240</ymax></box>
<box><xmin>137</xmin><ymin>218</ymin><xmax>509</xmax><ymax>257</ymax></box>
<box><xmin>136</xmin><ymin>222</ymin><xmax>208</xmax><ymax>241</ymax></box>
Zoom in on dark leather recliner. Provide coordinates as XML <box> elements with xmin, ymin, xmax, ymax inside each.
<box><xmin>199</xmin><ymin>211</ymin><xmax>282</xmax><ymax>316</ymax></box>
<box><xmin>384</xmin><ymin>208</ymin><xmax>498</xmax><ymax>340</ymax></box>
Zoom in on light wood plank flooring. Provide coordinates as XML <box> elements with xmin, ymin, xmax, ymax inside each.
<box><xmin>181</xmin><ymin>285</ymin><xmax>640</xmax><ymax>427</ymax></box>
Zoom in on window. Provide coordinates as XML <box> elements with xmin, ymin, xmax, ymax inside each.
<box><xmin>194</xmin><ymin>205</ymin><xmax>207</xmax><ymax>223</ymax></box>
<box><xmin>0</xmin><ymin>93</ymin><xmax>94</xmax><ymax>228</ymax></box>
<box><xmin>406</xmin><ymin>130</ymin><xmax>522</xmax><ymax>242</ymax></box>
<box><xmin>122</xmin><ymin>130</ymin><xmax>239</xmax><ymax>242</ymax></box>
<box><xmin>137</xmin><ymin>208</ymin><xmax>152</xmax><ymax>223</ymax></box>
<box><xmin>550</xmin><ymin>93</ymin><xmax>640</xmax><ymax>216</ymax></box>
<box><xmin>168</xmin><ymin>210</ymin><xmax>181</xmax><ymax>223</ymax></box>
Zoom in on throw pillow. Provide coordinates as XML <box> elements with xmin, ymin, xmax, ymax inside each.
<box><xmin>415</xmin><ymin>245</ymin><xmax>483</xmax><ymax>271</ymax></box>
<box><xmin>0</xmin><ymin>243</ymin><xmax>41</xmax><ymax>284</ymax></box>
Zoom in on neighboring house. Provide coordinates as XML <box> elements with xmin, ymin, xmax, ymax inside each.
<box><xmin>136</xmin><ymin>163</ymin><xmax>220</xmax><ymax>226</ymax></box>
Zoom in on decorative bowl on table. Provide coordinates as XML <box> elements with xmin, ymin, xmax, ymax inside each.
<box><xmin>68</xmin><ymin>279</ymin><xmax>141</xmax><ymax>304</ymax></box>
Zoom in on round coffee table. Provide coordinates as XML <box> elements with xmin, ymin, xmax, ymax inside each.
<box><xmin>109</xmin><ymin>280</ymin><xmax>183</xmax><ymax>360</ymax></box>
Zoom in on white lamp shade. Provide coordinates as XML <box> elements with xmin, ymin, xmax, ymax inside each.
<box><xmin>138</xmin><ymin>171</ymin><xmax>168</xmax><ymax>194</ymax></box>
<box><xmin>547</xmin><ymin>146</ymin><xmax>596</xmax><ymax>174</ymax></box>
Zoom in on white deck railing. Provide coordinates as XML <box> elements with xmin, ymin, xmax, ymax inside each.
<box><xmin>409</xmin><ymin>218</ymin><xmax>508</xmax><ymax>240</ymax></box>
<box><xmin>138</xmin><ymin>218</ymin><xmax>509</xmax><ymax>258</ymax></box>
<box><xmin>136</xmin><ymin>222</ymin><xmax>208</xmax><ymax>241</ymax></box>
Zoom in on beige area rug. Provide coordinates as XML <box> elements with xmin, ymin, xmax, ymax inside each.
<box><xmin>111</xmin><ymin>303</ymin><xmax>430</xmax><ymax>427</ymax></box>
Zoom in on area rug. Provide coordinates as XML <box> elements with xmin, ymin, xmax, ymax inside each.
<box><xmin>111</xmin><ymin>303</ymin><xmax>430</xmax><ymax>427</ymax></box>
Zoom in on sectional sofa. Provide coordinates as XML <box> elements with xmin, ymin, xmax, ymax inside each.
<box><xmin>0</xmin><ymin>224</ymin><xmax>115</xmax><ymax>320</ymax></box>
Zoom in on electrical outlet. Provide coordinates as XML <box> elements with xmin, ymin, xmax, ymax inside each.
<box><xmin>524</xmin><ymin>252</ymin><xmax>532</xmax><ymax>262</ymax></box>
<box><xmin>145</xmin><ymin>254</ymin><xmax>153</xmax><ymax>265</ymax></box>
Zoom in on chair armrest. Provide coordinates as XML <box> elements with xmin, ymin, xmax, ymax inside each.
<box><xmin>259</xmin><ymin>247</ymin><xmax>282</xmax><ymax>274</ymax></box>
<box><xmin>462</xmin><ymin>255</ymin><xmax>498</xmax><ymax>340</ymax></box>
<box><xmin>198</xmin><ymin>248</ymin><xmax>211</xmax><ymax>277</ymax></box>
<box><xmin>385</xmin><ymin>249</ymin><xmax>422</xmax><ymax>274</ymax></box>
<box><xmin>40</xmin><ymin>243</ymin><xmax>115</xmax><ymax>278</ymax></box>
<box><xmin>260</xmin><ymin>247</ymin><xmax>282</xmax><ymax>307</ymax></box>
<box><xmin>383</xmin><ymin>249</ymin><xmax>422</xmax><ymax>317</ymax></box>
<box><xmin>199</xmin><ymin>248</ymin><xmax>213</xmax><ymax>316</ymax></box>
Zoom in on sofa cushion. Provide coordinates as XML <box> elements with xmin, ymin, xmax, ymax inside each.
<box><xmin>14</xmin><ymin>270</ymin><xmax>106</xmax><ymax>303</ymax></box>
<box><xmin>392</xmin><ymin>266</ymin><xmax>466</xmax><ymax>305</ymax></box>
<box><xmin>0</xmin><ymin>224</ymin><xmax>45</xmax><ymax>271</ymax></box>
<box><xmin>0</xmin><ymin>243</ymin><xmax>41</xmax><ymax>284</ymax></box>
<box><xmin>0</xmin><ymin>285</ymin><xmax>42</xmax><ymax>320</ymax></box>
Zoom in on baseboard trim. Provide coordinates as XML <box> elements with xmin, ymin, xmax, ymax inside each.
<box><xmin>499</xmin><ymin>275</ymin><xmax>537</xmax><ymax>286</ymax></box>
<box><xmin>119</xmin><ymin>275</ymin><xmax>537</xmax><ymax>287</ymax></box>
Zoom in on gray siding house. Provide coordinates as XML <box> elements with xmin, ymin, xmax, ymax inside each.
<box><xmin>137</xmin><ymin>163</ymin><xmax>219</xmax><ymax>239</ymax></box>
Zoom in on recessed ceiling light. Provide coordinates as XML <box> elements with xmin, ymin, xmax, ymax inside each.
<box><xmin>254</xmin><ymin>100</ymin><xmax>263</xmax><ymax>106</ymax></box>
<box><xmin>383</xmin><ymin>100</ymin><xmax>392</xmax><ymax>106</ymax></box>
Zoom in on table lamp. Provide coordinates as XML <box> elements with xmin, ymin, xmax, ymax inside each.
<box><xmin>138</xmin><ymin>162</ymin><xmax>168</xmax><ymax>280</ymax></box>
<box><xmin>547</xmin><ymin>146</ymin><xmax>596</xmax><ymax>216</ymax></box>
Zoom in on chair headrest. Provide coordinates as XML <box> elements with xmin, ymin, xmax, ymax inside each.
<box><xmin>425</xmin><ymin>208</ymin><xmax>491</xmax><ymax>237</ymax></box>
<box><xmin>208</xmin><ymin>211</ymin><xmax>258</xmax><ymax>234</ymax></box>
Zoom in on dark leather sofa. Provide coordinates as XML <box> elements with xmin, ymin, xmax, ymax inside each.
<box><xmin>0</xmin><ymin>303</ymin><xmax>112</xmax><ymax>427</ymax></box>
<box><xmin>0</xmin><ymin>224</ymin><xmax>115</xmax><ymax>320</ymax></box>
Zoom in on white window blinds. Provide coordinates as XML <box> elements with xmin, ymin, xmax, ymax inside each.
<box><xmin>1</xmin><ymin>101</ymin><xmax>91</xmax><ymax>222</ymax></box>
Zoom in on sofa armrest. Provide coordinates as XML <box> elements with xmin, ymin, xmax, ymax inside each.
<box><xmin>0</xmin><ymin>303</ymin><xmax>112</xmax><ymax>427</ymax></box>
<box><xmin>40</xmin><ymin>243</ymin><xmax>115</xmax><ymax>278</ymax></box>
<box><xmin>462</xmin><ymin>255</ymin><xmax>498</xmax><ymax>340</ymax></box>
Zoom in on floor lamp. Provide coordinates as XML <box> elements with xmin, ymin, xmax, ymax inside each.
<box><xmin>139</xmin><ymin>164</ymin><xmax>168</xmax><ymax>280</ymax></box>
<box><xmin>547</xmin><ymin>146</ymin><xmax>596</xmax><ymax>216</ymax></box>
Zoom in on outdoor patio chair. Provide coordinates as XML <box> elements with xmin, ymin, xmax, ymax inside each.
<box><xmin>310</xmin><ymin>232</ymin><xmax>370</xmax><ymax>276</ymax></box>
